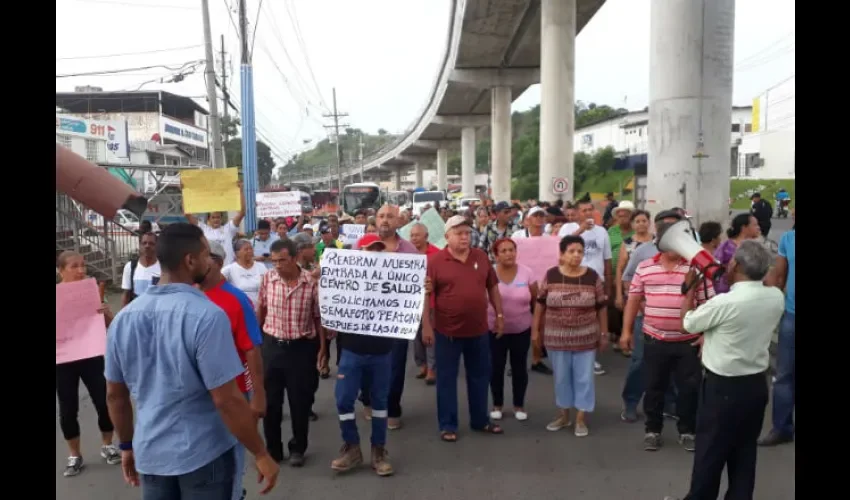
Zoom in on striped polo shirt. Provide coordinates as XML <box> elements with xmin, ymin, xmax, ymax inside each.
<box><xmin>628</xmin><ymin>254</ymin><xmax>715</xmax><ymax>342</ymax></box>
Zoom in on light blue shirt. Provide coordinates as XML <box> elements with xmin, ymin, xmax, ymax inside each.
<box><xmin>778</xmin><ymin>230</ymin><xmax>795</xmax><ymax>314</ymax></box>
<box><xmin>252</xmin><ymin>236</ymin><xmax>277</xmax><ymax>269</ymax></box>
<box><xmin>105</xmin><ymin>283</ymin><xmax>245</xmax><ymax>476</ymax></box>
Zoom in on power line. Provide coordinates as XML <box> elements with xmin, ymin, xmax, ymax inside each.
<box><xmin>72</xmin><ymin>0</ymin><xmax>198</xmax><ymax>9</ymax></box>
<box><xmin>56</xmin><ymin>60</ymin><xmax>203</xmax><ymax>78</ymax></box>
<box><xmin>284</xmin><ymin>0</ymin><xmax>328</xmax><ymax>111</ymax></box>
<box><xmin>56</xmin><ymin>44</ymin><xmax>202</xmax><ymax>61</ymax></box>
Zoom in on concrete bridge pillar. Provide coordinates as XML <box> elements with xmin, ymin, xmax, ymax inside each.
<box><xmin>393</xmin><ymin>166</ymin><xmax>402</xmax><ymax>191</ymax></box>
<box><xmin>647</xmin><ymin>0</ymin><xmax>735</xmax><ymax>227</ymax></box>
<box><xmin>436</xmin><ymin>148</ymin><xmax>448</xmax><ymax>192</ymax></box>
<box><xmin>539</xmin><ymin>0</ymin><xmax>576</xmax><ymax>202</ymax></box>
<box><xmin>461</xmin><ymin>126</ymin><xmax>476</xmax><ymax>196</ymax></box>
<box><xmin>414</xmin><ymin>162</ymin><xmax>424</xmax><ymax>188</ymax></box>
<box><xmin>490</xmin><ymin>86</ymin><xmax>512</xmax><ymax>203</ymax></box>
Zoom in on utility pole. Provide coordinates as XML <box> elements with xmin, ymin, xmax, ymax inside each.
<box><xmin>201</xmin><ymin>0</ymin><xmax>224</xmax><ymax>169</ymax></box>
<box><xmin>358</xmin><ymin>133</ymin><xmax>364</xmax><ymax>183</ymax></box>
<box><xmin>238</xmin><ymin>0</ymin><xmax>259</xmax><ymax>233</ymax></box>
<box><xmin>219</xmin><ymin>34</ymin><xmax>229</xmax><ymax>142</ymax></box>
<box><xmin>323</xmin><ymin>88</ymin><xmax>349</xmax><ymax>193</ymax></box>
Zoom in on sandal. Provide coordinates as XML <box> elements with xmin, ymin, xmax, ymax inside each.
<box><xmin>440</xmin><ymin>431</ymin><xmax>457</xmax><ymax>442</ymax></box>
<box><xmin>474</xmin><ymin>423</ymin><xmax>504</xmax><ymax>435</ymax></box>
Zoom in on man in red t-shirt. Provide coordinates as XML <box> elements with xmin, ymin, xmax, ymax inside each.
<box><xmin>409</xmin><ymin>223</ymin><xmax>438</xmax><ymax>383</ymax></box>
<box><xmin>202</xmin><ymin>241</ymin><xmax>265</xmax><ymax>500</ymax></box>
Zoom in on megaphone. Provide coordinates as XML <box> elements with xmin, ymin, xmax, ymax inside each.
<box><xmin>657</xmin><ymin>220</ymin><xmax>724</xmax><ymax>293</ymax></box>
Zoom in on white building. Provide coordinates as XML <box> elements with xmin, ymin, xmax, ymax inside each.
<box><xmin>736</xmin><ymin>75</ymin><xmax>795</xmax><ymax>179</ymax></box>
<box><xmin>55</xmin><ymin>115</ymin><xmax>130</xmax><ymax>164</ymax></box>
<box><xmin>574</xmin><ymin>106</ymin><xmax>754</xmax><ymax>158</ymax></box>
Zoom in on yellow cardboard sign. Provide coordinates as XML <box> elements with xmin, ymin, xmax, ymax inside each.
<box><xmin>180</xmin><ymin>168</ymin><xmax>241</xmax><ymax>214</ymax></box>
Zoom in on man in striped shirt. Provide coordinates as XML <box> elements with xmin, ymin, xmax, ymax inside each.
<box><xmin>621</xmin><ymin>220</ymin><xmax>715</xmax><ymax>453</ymax></box>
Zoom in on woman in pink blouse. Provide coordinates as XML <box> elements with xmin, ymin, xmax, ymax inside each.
<box><xmin>487</xmin><ymin>238</ymin><xmax>537</xmax><ymax>421</ymax></box>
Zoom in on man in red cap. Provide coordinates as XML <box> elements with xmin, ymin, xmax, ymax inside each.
<box><xmin>331</xmin><ymin>233</ymin><xmax>395</xmax><ymax>477</ymax></box>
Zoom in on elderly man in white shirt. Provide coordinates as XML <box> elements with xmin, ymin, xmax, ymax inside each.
<box><xmin>665</xmin><ymin>240</ymin><xmax>784</xmax><ymax>500</ymax></box>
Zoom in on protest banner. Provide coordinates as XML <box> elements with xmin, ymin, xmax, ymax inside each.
<box><xmin>180</xmin><ymin>167</ymin><xmax>241</xmax><ymax>214</ymax></box>
<box><xmin>256</xmin><ymin>192</ymin><xmax>301</xmax><ymax>218</ymax></box>
<box><xmin>514</xmin><ymin>236</ymin><xmax>561</xmax><ymax>284</ymax></box>
<box><xmin>56</xmin><ymin>278</ymin><xmax>107</xmax><ymax>364</ymax></box>
<box><xmin>339</xmin><ymin>224</ymin><xmax>365</xmax><ymax>247</ymax></box>
<box><xmin>318</xmin><ymin>248</ymin><xmax>426</xmax><ymax>340</ymax></box>
<box><xmin>398</xmin><ymin>208</ymin><xmax>446</xmax><ymax>248</ymax></box>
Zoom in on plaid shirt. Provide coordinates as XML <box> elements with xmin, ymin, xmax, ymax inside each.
<box><xmin>483</xmin><ymin>220</ymin><xmax>520</xmax><ymax>259</ymax></box>
<box><xmin>258</xmin><ymin>268</ymin><xmax>320</xmax><ymax>340</ymax></box>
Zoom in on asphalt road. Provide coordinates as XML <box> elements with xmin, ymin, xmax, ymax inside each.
<box><xmin>56</xmin><ymin>346</ymin><xmax>795</xmax><ymax>500</ymax></box>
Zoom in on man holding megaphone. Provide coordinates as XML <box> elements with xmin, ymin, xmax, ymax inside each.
<box><xmin>621</xmin><ymin>219</ymin><xmax>716</xmax><ymax>453</ymax></box>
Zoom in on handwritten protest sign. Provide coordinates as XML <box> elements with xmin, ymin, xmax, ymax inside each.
<box><xmin>180</xmin><ymin>167</ymin><xmax>241</xmax><ymax>214</ymax></box>
<box><xmin>398</xmin><ymin>208</ymin><xmax>446</xmax><ymax>248</ymax></box>
<box><xmin>256</xmin><ymin>192</ymin><xmax>301</xmax><ymax>218</ymax></box>
<box><xmin>339</xmin><ymin>224</ymin><xmax>365</xmax><ymax>247</ymax></box>
<box><xmin>318</xmin><ymin>249</ymin><xmax>426</xmax><ymax>340</ymax></box>
<box><xmin>56</xmin><ymin>278</ymin><xmax>107</xmax><ymax>364</ymax></box>
<box><xmin>514</xmin><ymin>236</ymin><xmax>561</xmax><ymax>284</ymax></box>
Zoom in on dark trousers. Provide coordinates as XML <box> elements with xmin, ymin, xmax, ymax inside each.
<box><xmin>643</xmin><ymin>335</ymin><xmax>702</xmax><ymax>435</ymax></box>
<box><xmin>489</xmin><ymin>330</ymin><xmax>530</xmax><ymax>408</ymax></box>
<box><xmin>435</xmin><ymin>332</ymin><xmax>491</xmax><ymax>432</ymax></box>
<box><xmin>56</xmin><ymin>356</ymin><xmax>114</xmax><ymax>441</ymax></box>
<box><xmin>336</xmin><ymin>350</ymin><xmax>392</xmax><ymax>447</ymax></box>
<box><xmin>262</xmin><ymin>335</ymin><xmax>318</xmax><ymax>459</ymax></box>
<box><xmin>684</xmin><ymin>370</ymin><xmax>768</xmax><ymax>500</ymax></box>
<box><xmin>358</xmin><ymin>339</ymin><xmax>408</xmax><ymax>419</ymax></box>
<box><xmin>622</xmin><ymin>318</ymin><xmax>679</xmax><ymax>412</ymax></box>
<box><xmin>608</xmin><ymin>297</ymin><xmax>623</xmax><ymax>341</ymax></box>
<box><xmin>141</xmin><ymin>447</ymin><xmax>235</xmax><ymax>500</ymax></box>
<box><xmin>770</xmin><ymin>312</ymin><xmax>795</xmax><ymax>437</ymax></box>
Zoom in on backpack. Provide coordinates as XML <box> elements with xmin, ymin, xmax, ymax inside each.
<box><xmin>127</xmin><ymin>257</ymin><xmax>139</xmax><ymax>302</ymax></box>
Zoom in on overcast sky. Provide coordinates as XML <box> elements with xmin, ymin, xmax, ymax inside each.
<box><xmin>56</xmin><ymin>0</ymin><xmax>795</xmax><ymax>166</ymax></box>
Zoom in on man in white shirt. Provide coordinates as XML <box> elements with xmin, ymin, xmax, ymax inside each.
<box><xmin>512</xmin><ymin>207</ymin><xmax>546</xmax><ymax>238</ymax></box>
<box><xmin>665</xmin><ymin>241</ymin><xmax>784</xmax><ymax>500</ymax></box>
<box><xmin>252</xmin><ymin>220</ymin><xmax>277</xmax><ymax>269</ymax></box>
<box><xmin>184</xmin><ymin>182</ymin><xmax>246</xmax><ymax>266</ymax></box>
<box><xmin>121</xmin><ymin>231</ymin><xmax>161</xmax><ymax>307</ymax></box>
<box><xmin>558</xmin><ymin>199</ymin><xmax>612</xmax><ymax>375</ymax></box>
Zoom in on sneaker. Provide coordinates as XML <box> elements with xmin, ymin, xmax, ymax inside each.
<box><xmin>63</xmin><ymin>456</ymin><xmax>84</xmax><ymax>477</ymax></box>
<box><xmin>387</xmin><ymin>417</ymin><xmax>402</xmax><ymax>430</ymax></box>
<box><xmin>490</xmin><ymin>409</ymin><xmax>503</xmax><ymax>420</ymax></box>
<box><xmin>331</xmin><ymin>444</ymin><xmax>363</xmax><ymax>472</ymax></box>
<box><xmin>100</xmin><ymin>444</ymin><xmax>121</xmax><ymax>465</ymax></box>
<box><xmin>757</xmin><ymin>430</ymin><xmax>794</xmax><ymax>447</ymax></box>
<box><xmin>416</xmin><ymin>367</ymin><xmax>427</xmax><ymax>379</ymax></box>
<box><xmin>574</xmin><ymin>422</ymin><xmax>589</xmax><ymax>437</ymax></box>
<box><xmin>546</xmin><ymin>414</ymin><xmax>572</xmax><ymax>432</ymax></box>
<box><xmin>678</xmin><ymin>433</ymin><xmax>696</xmax><ymax>452</ymax></box>
<box><xmin>514</xmin><ymin>410</ymin><xmax>528</xmax><ymax>421</ymax></box>
<box><xmin>620</xmin><ymin>408</ymin><xmax>639</xmax><ymax>423</ymax></box>
<box><xmin>363</xmin><ymin>406</ymin><xmax>372</xmax><ymax>420</ymax></box>
<box><xmin>288</xmin><ymin>452</ymin><xmax>305</xmax><ymax>467</ymax></box>
<box><xmin>644</xmin><ymin>432</ymin><xmax>662</xmax><ymax>451</ymax></box>
<box><xmin>371</xmin><ymin>446</ymin><xmax>394</xmax><ymax>477</ymax></box>
<box><xmin>594</xmin><ymin>361</ymin><xmax>606</xmax><ymax>375</ymax></box>
<box><xmin>531</xmin><ymin>362</ymin><xmax>553</xmax><ymax>375</ymax></box>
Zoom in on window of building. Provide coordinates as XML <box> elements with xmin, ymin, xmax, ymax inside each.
<box><xmin>731</xmin><ymin>124</ymin><xmax>740</xmax><ymax>133</ymax></box>
<box><xmin>85</xmin><ymin>139</ymin><xmax>99</xmax><ymax>162</ymax></box>
<box><xmin>744</xmin><ymin>124</ymin><xmax>752</xmax><ymax>133</ymax></box>
<box><xmin>57</xmin><ymin>135</ymin><xmax>72</xmax><ymax>149</ymax></box>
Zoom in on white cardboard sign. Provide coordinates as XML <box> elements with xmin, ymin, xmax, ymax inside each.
<box><xmin>318</xmin><ymin>248</ymin><xmax>426</xmax><ymax>339</ymax></box>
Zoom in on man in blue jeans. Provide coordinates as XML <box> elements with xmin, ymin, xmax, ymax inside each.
<box><xmin>759</xmin><ymin>211</ymin><xmax>795</xmax><ymax>446</ymax></box>
<box><xmin>331</xmin><ymin>234</ymin><xmax>399</xmax><ymax>476</ymax></box>
<box><xmin>422</xmin><ymin>215</ymin><xmax>505</xmax><ymax>441</ymax></box>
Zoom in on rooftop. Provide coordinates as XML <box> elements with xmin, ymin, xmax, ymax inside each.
<box><xmin>55</xmin><ymin>90</ymin><xmax>209</xmax><ymax>117</ymax></box>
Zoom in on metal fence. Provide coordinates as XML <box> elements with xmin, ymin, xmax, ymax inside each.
<box><xmin>55</xmin><ymin>192</ymin><xmax>140</xmax><ymax>284</ymax></box>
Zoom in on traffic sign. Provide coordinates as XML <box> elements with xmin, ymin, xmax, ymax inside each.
<box><xmin>551</xmin><ymin>177</ymin><xmax>569</xmax><ymax>194</ymax></box>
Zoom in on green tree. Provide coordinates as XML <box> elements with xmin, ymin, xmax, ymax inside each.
<box><xmin>224</xmin><ymin>138</ymin><xmax>277</xmax><ymax>188</ymax></box>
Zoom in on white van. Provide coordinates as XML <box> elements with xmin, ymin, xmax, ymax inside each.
<box><xmin>411</xmin><ymin>190</ymin><xmax>447</xmax><ymax>217</ymax></box>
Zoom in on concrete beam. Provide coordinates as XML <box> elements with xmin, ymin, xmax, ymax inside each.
<box><xmin>449</xmin><ymin>68</ymin><xmax>541</xmax><ymax>88</ymax></box>
<box><xmin>432</xmin><ymin>114</ymin><xmax>491</xmax><ymax>128</ymax></box>
<box><xmin>414</xmin><ymin>139</ymin><xmax>461</xmax><ymax>150</ymax></box>
<box><xmin>397</xmin><ymin>153</ymin><xmax>436</xmax><ymax>165</ymax></box>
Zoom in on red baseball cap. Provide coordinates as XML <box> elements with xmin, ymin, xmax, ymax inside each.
<box><xmin>357</xmin><ymin>233</ymin><xmax>385</xmax><ymax>250</ymax></box>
